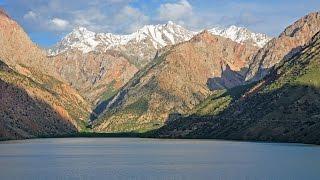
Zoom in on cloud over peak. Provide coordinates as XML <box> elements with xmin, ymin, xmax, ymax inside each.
<box><xmin>50</xmin><ymin>18</ymin><xmax>70</xmax><ymax>31</ymax></box>
<box><xmin>158</xmin><ymin>0</ymin><xmax>193</xmax><ymax>21</ymax></box>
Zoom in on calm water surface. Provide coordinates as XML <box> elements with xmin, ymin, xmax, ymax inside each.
<box><xmin>0</xmin><ymin>138</ymin><xmax>319</xmax><ymax>180</ymax></box>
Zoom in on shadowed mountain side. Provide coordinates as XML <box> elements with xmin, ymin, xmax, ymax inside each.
<box><xmin>0</xmin><ymin>60</ymin><xmax>89</xmax><ymax>140</ymax></box>
<box><xmin>89</xmin><ymin>94</ymin><xmax>114</xmax><ymax>121</ymax></box>
<box><xmin>149</xmin><ymin>84</ymin><xmax>320</xmax><ymax>144</ymax></box>
<box><xmin>245</xmin><ymin>45</ymin><xmax>303</xmax><ymax>83</ymax></box>
<box><xmin>0</xmin><ymin>79</ymin><xmax>77</xmax><ymax>140</ymax></box>
<box><xmin>207</xmin><ymin>64</ymin><xmax>248</xmax><ymax>90</ymax></box>
<box><xmin>149</xmin><ymin>31</ymin><xmax>320</xmax><ymax>145</ymax></box>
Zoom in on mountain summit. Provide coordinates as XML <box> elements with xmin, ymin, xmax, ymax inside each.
<box><xmin>48</xmin><ymin>22</ymin><xmax>271</xmax><ymax>59</ymax></box>
<box><xmin>209</xmin><ymin>25</ymin><xmax>270</xmax><ymax>47</ymax></box>
<box><xmin>48</xmin><ymin>21</ymin><xmax>194</xmax><ymax>56</ymax></box>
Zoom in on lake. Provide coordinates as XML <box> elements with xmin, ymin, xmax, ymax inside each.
<box><xmin>0</xmin><ymin>138</ymin><xmax>319</xmax><ymax>180</ymax></box>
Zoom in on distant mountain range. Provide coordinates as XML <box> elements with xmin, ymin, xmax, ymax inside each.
<box><xmin>48</xmin><ymin>22</ymin><xmax>271</xmax><ymax>73</ymax></box>
<box><xmin>48</xmin><ymin>21</ymin><xmax>270</xmax><ymax>57</ymax></box>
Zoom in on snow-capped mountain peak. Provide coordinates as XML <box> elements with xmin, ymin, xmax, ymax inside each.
<box><xmin>47</xmin><ymin>26</ymin><xmax>99</xmax><ymax>55</ymax></box>
<box><xmin>208</xmin><ymin>25</ymin><xmax>271</xmax><ymax>47</ymax></box>
<box><xmin>48</xmin><ymin>22</ymin><xmax>271</xmax><ymax>56</ymax></box>
<box><xmin>48</xmin><ymin>21</ymin><xmax>194</xmax><ymax>56</ymax></box>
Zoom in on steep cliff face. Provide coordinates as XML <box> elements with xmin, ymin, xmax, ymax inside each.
<box><xmin>51</xmin><ymin>50</ymin><xmax>138</xmax><ymax>104</ymax></box>
<box><xmin>93</xmin><ymin>31</ymin><xmax>258</xmax><ymax>132</ymax></box>
<box><xmin>154</xmin><ymin>31</ymin><xmax>320</xmax><ymax>145</ymax></box>
<box><xmin>245</xmin><ymin>12</ymin><xmax>320</xmax><ymax>82</ymax></box>
<box><xmin>0</xmin><ymin>9</ymin><xmax>91</xmax><ymax>140</ymax></box>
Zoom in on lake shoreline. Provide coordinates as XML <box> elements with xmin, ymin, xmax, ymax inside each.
<box><xmin>1</xmin><ymin>132</ymin><xmax>319</xmax><ymax>146</ymax></box>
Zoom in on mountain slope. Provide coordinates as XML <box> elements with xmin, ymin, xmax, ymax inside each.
<box><xmin>51</xmin><ymin>50</ymin><xmax>138</xmax><ymax>104</ymax></box>
<box><xmin>0</xmin><ymin>8</ymin><xmax>61</xmax><ymax>79</ymax></box>
<box><xmin>0</xmin><ymin>9</ymin><xmax>91</xmax><ymax>140</ymax></box>
<box><xmin>245</xmin><ymin>11</ymin><xmax>320</xmax><ymax>82</ymax></box>
<box><xmin>93</xmin><ymin>31</ymin><xmax>258</xmax><ymax>132</ymax></box>
<box><xmin>0</xmin><ymin>60</ymin><xmax>78</xmax><ymax>140</ymax></box>
<box><xmin>153</xmin><ymin>30</ymin><xmax>320</xmax><ymax>145</ymax></box>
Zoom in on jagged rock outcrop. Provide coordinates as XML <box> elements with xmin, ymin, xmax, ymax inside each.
<box><xmin>93</xmin><ymin>31</ymin><xmax>258</xmax><ymax>132</ymax></box>
<box><xmin>245</xmin><ymin>11</ymin><xmax>320</xmax><ymax>82</ymax></box>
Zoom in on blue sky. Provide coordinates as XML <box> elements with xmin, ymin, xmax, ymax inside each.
<box><xmin>1</xmin><ymin>0</ymin><xmax>320</xmax><ymax>47</ymax></box>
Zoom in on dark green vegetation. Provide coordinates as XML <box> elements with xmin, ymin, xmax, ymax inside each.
<box><xmin>151</xmin><ymin>32</ymin><xmax>320</xmax><ymax>145</ymax></box>
<box><xmin>189</xmin><ymin>83</ymin><xmax>255</xmax><ymax>117</ymax></box>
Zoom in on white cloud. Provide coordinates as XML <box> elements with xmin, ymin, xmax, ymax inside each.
<box><xmin>5</xmin><ymin>0</ymin><xmax>320</xmax><ymax>39</ymax></box>
<box><xmin>71</xmin><ymin>8</ymin><xmax>109</xmax><ymax>31</ymax></box>
<box><xmin>49</xmin><ymin>18</ymin><xmax>70</xmax><ymax>31</ymax></box>
<box><xmin>158</xmin><ymin>0</ymin><xmax>193</xmax><ymax>21</ymax></box>
<box><xmin>115</xmin><ymin>6</ymin><xmax>149</xmax><ymax>32</ymax></box>
<box><xmin>157</xmin><ymin>0</ymin><xmax>203</xmax><ymax>30</ymax></box>
<box><xmin>23</xmin><ymin>11</ymin><xmax>38</xmax><ymax>20</ymax></box>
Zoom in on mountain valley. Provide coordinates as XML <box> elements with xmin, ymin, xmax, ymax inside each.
<box><xmin>1</xmin><ymin>6</ymin><xmax>320</xmax><ymax>145</ymax></box>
